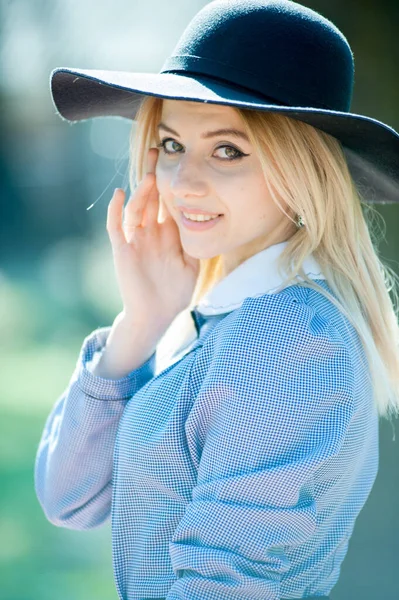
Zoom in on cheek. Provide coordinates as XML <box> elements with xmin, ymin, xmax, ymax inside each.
<box><xmin>212</xmin><ymin>171</ymin><xmax>250</xmax><ymax>201</ymax></box>
<box><xmin>231</xmin><ymin>181</ymin><xmax>275</xmax><ymax>224</ymax></box>
<box><xmin>226</xmin><ymin>172</ymin><xmax>267</xmax><ymax>208</ymax></box>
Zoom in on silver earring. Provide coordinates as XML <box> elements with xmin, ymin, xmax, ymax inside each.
<box><xmin>295</xmin><ymin>214</ymin><xmax>305</xmax><ymax>228</ymax></box>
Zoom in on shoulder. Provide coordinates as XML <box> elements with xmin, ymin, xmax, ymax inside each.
<box><xmin>188</xmin><ymin>285</ymin><xmax>355</xmax><ymax>436</ymax></box>
<box><xmin>193</xmin><ymin>284</ymin><xmax>354</xmax><ymax>392</ymax></box>
<box><xmin>209</xmin><ymin>284</ymin><xmax>345</xmax><ymax>350</ymax></box>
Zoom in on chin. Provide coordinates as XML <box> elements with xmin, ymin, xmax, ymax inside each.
<box><xmin>182</xmin><ymin>244</ymin><xmax>221</xmax><ymax>261</ymax></box>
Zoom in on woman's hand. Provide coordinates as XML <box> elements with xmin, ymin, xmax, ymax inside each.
<box><xmin>106</xmin><ymin>147</ymin><xmax>200</xmax><ymax>329</ymax></box>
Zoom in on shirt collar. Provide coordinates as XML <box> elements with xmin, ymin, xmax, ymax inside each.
<box><xmin>195</xmin><ymin>240</ymin><xmax>326</xmax><ymax>316</ymax></box>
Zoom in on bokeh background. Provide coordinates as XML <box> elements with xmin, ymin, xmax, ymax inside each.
<box><xmin>1</xmin><ymin>1</ymin><xmax>399</xmax><ymax>599</ymax></box>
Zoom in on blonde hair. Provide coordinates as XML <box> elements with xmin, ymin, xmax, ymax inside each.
<box><xmin>129</xmin><ymin>95</ymin><xmax>399</xmax><ymax>420</ymax></box>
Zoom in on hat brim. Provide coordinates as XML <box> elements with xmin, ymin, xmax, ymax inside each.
<box><xmin>51</xmin><ymin>67</ymin><xmax>399</xmax><ymax>204</ymax></box>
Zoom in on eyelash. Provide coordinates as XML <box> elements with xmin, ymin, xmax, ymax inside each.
<box><xmin>156</xmin><ymin>138</ymin><xmax>249</xmax><ymax>162</ymax></box>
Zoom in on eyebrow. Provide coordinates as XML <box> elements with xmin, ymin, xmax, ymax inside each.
<box><xmin>157</xmin><ymin>122</ymin><xmax>250</xmax><ymax>142</ymax></box>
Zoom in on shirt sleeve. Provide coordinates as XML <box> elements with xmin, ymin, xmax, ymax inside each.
<box><xmin>34</xmin><ymin>325</ymin><xmax>156</xmax><ymax>530</ymax></box>
<box><xmin>166</xmin><ymin>293</ymin><xmax>355</xmax><ymax>600</ymax></box>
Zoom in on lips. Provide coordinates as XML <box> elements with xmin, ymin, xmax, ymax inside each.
<box><xmin>180</xmin><ymin>212</ymin><xmax>224</xmax><ymax>231</ymax></box>
<box><xmin>178</xmin><ymin>206</ymin><xmax>223</xmax><ymax>216</ymax></box>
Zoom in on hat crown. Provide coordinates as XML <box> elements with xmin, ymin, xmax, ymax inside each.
<box><xmin>161</xmin><ymin>0</ymin><xmax>354</xmax><ymax>112</ymax></box>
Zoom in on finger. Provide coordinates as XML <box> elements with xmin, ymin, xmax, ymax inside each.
<box><xmin>146</xmin><ymin>146</ymin><xmax>159</xmax><ymax>175</ymax></box>
<box><xmin>141</xmin><ymin>148</ymin><xmax>160</xmax><ymax>227</ymax></box>
<box><xmin>158</xmin><ymin>196</ymin><xmax>174</xmax><ymax>224</ymax></box>
<box><xmin>122</xmin><ymin>147</ymin><xmax>160</xmax><ymax>233</ymax></box>
<box><xmin>141</xmin><ymin>184</ymin><xmax>160</xmax><ymax>228</ymax></box>
<box><xmin>107</xmin><ymin>188</ymin><xmax>127</xmax><ymax>248</ymax></box>
<box><xmin>123</xmin><ymin>174</ymin><xmax>156</xmax><ymax>231</ymax></box>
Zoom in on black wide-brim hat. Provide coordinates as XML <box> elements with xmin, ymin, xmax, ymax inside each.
<box><xmin>50</xmin><ymin>0</ymin><xmax>399</xmax><ymax>204</ymax></box>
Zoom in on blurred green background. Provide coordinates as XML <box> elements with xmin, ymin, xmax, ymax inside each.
<box><xmin>1</xmin><ymin>1</ymin><xmax>399</xmax><ymax>599</ymax></box>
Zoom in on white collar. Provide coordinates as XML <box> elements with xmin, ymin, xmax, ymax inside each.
<box><xmin>196</xmin><ymin>240</ymin><xmax>326</xmax><ymax>316</ymax></box>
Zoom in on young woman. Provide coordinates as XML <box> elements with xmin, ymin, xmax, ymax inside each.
<box><xmin>35</xmin><ymin>1</ymin><xmax>399</xmax><ymax>599</ymax></box>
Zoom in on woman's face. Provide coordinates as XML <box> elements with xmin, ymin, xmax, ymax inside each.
<box><xmin>155</xmin><ymin>99</ymin><xmax>295</xmax><ymax>275</ymax></box>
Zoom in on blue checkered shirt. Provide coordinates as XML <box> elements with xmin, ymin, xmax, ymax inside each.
<box><xmin>35</xmin><ymin>242</ymin><xmax>379</xmax><ymax>600</ymax></box>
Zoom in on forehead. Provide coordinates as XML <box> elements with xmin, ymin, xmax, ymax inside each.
<box><xmin>160</xmin><ymin>99</ymin><xmax>243</xmax><ymax>125</ymax></box>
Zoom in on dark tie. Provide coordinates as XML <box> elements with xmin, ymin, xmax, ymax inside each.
<box><xmin>190</xmin><ymin>307</ymin><xmax>232</xmax><ymax>342</ymax></box>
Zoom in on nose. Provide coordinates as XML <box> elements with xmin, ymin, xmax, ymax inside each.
<box><xmin>169</xmin><ymin>154</ymin><xmax>208</xmax><ymax>198</ymax></box>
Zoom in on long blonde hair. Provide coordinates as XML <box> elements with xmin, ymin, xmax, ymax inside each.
<box><xmin>128</xmin><ymin>95</ymin><xmax>399</xmax><ymax>420</ymax></box>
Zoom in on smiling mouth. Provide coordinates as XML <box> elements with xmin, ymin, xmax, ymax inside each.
<box><xmin>181</xmin><ymin>212</ymin><xmax>223</xmax><ymax>221</ymax></box>
<box><xmin>180</xmin><ymin>212</ymin><xmax>224</xmax><ymax>230</ymax></box>
<box><xmin>180</xmin><ymin>213</ymin><xmax>224</xmax><ymax>218</ymax></box>
<box><xmin>177</xmin><ymin>205</ymin><xmax>223</xmax><ymax>217</ymax></box>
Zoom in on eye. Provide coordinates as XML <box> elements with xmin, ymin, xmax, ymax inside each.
<box><xmin>156</xmin><ymin>138</ymin><xmax>248</xmax><ymax>162</ymax></box>
<box><xmin>214</xmin><ymin>145</ymin><xmax>244</xmax><ymax>160</ymax></box>
<box><xmin>157</xmin><ymin>138</ymin><xmax>183</xmax><ymax>154</ymax></box>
